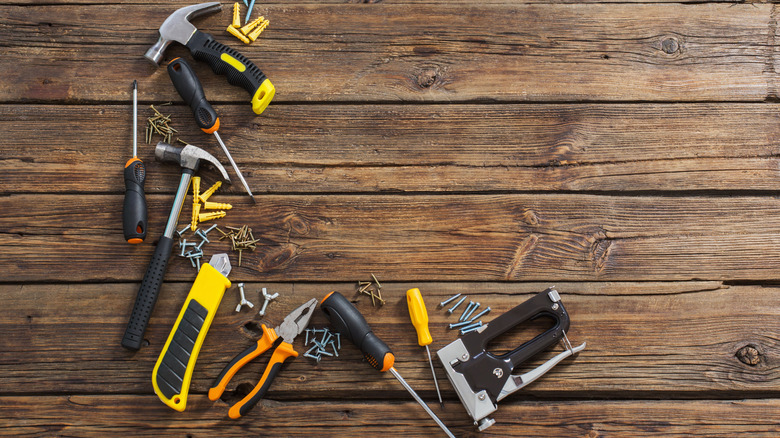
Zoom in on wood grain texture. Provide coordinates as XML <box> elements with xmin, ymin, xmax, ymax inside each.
<box><xmin>3</xmin><ymin>103</ymin><xmax>780</xmax><ymax>194</ymax></box>
<box><xmin>1</xmin><ymin>282</ymin><xmax>777</xmax><ymax>396</ymax></box>
<box><xmin>2</xmin><ymin>193</ymin><xmax>780</xmax><ymax>282</ymax></box>
<box><xmin>0</xmin><ymin>4</ymin><xmax>777</xmax><ymax>103</ymax></box>
<box><xmin>1</xmin><ymin>396</ymin><xmax>778</xmax><ymax>437</ymax></box>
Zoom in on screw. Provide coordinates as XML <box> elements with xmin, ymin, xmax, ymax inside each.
<box><xmin>180</xmin><ymin>239</ymin><xmax>188</xmax><ymax>256</ymax></box>
<box><xmin>195</xmin><ymin>229</ymin><xmax>210</xmax><ymax>243</ymax></box>
<box><xmin>204</xmin><ymin>224</ymin><xmax>218</xmax><ymax>235</ymax></box>
<box><xmin>319</xmin><ymin>349</ymin><xmax>334</xmax><ymax>357</ymax></box>
<box><xmin>196</xmin><ymin>239</ymin><xmax>206</xmax><ymax>250</ymax></box>
<box><xmin>439</xmin><ymin>293</ymin><xmax>462</xmax><ymax>307</ymax></box>
<box><xmin>468</xmin><ymin>307</ymin><xmax>491</xmax><ymax>323</ymax></box>
<box><xmin>331</xmin><ymin>341</ymin><xmax>339</xmax><ymax>357</ymax></box>
<box><xmin>196</xmin><ymin>257</ymin><xmax>201</xmax><ymax>271</ymax></box>
<box><xmin>259</xmin><ymin>287</ymin><xmax>279</xmax><ymax>316</ymax></box>
<box><xmin>176</xmin><ymin>225</ymin><xmax>190</xmax><ymax>238</ymax></box>
<box><xmin>447</xmin><ymin>296</ymin><xmax>467</xmax><ymax>314</ymax></box>
<box><xmin>460</xmin><ymin>321</ymin><xmax>482</xmax><ymax>335</ymax></box>
<box><xmin>463</xmin><ymin>302</ymin><xmax>480</xmax><ymax>322</ymax></box>
<box><xmin>305</xmin><ymin>329</ymin><xmax>310</xmax><ymax>345</ymax></box>
<box><xmin>459</xmin><ymin>301</ymin><xmax>475</xmax><ymax>322</ymax></box>
<box><xmin>448</xmin><ymin>320</ymin><xmax>472</xmax><ymax>329</ymax></box>
<box><xmin>336</xmin><ymin>333</ymin><xmax>341</xmax><ymax>350</ymax></box>
<box><xmin>493</xmin><ymin>368</ymin><xmax>503</xmax><ymax>378</ymax></box>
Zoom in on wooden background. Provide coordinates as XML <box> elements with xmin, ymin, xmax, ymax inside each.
<box><xmin>1</xmin><ymin>0</ymin><xmax>779</xmax><ymax>436</ymax></box>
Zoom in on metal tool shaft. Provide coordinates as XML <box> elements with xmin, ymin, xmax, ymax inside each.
<box><xmin>389</xmin><ymin>367</ymin><xmax>454</xmax><ymax>438</ymax></box>
<box><xmin>213</xmin><ymin>130</ymin><xmax>255</xmax><ymax>203</ymax></box>
<box><xmin>133</xmin><ymin>80</ymin><xmax>137</xmax><ymax>157</ymax></box>
<box><xmin>425</xmin><ymin>345</ymin><xmax>443</xmax><ymax>407</ymax></box>
<box><xmin>164</xmin><ymin>172</ymin><xmax>192</xmax><ymax>238</ymax></box>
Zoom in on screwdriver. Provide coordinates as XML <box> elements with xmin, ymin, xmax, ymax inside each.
<box><xmin>406</xmin><ymin>288</ymin><xmax>443</xmax><ymax>407</ymax></box>
<box><xmin>166</xmin><ymin>58</ymin><xmax>256</xmax><ymax>203</ymax></box>
<box><xmin>320</xmin><ymin>291</ymin><xmax>455</xmax><ymax>438</ymax></box>
<box><xmin>122</xmin><ymin>80</ymin><xmax>147</xmax><ymax>244</ymax></box>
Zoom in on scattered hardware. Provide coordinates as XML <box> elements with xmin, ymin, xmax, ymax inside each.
<box><xmin>209</xmin><ymin>298</ymin><xmax>318</xmax><ymax>418</ymax></box>
<box><xmin>123</xmin><ymin>80</ymin><xmax>147</xmax><ymax>244</ymax></box>
<box><xmin>302</xmin><ymin>327</ymin><xmax>341</xmax><ymax>362</ymax></box>
<box><xmin>145</xmin><ymin>2</ymin><xmax>275</xmax><ymax>115</ymax></box>
<box><xmin>190</xmin><ymin>178</ymin><xmax>230</xmax><ymax>231</ymax></box>
<box><xmin>459</xmin><ymin>301</ymin><xmax>475</xmax><ymax>322</ymax></box>
<box><xmin>437</xmin><ymin>288</ymin><xmax>586</xmax><ymax>431</ymax></box>
<box><xmin>167</xmin><ymin>58</ymin><xmax>256</xmax><ymax>202</ymax></box>
<box><xmin>178</xmin><ymin>224</ymin><xmax>219</xmax><ymax>272</ymax></box>
<box><xmin>258</xmin><ymin>287</ymin><xmax>279</xmax><ymax>316</ymax></box>
<box><xmin>204</xmin><ymin>201</ymin><xmax>232</xmax><ymax>210</ymax></box>
<box><xmin>405</xmin><ymin>288</ymin><xmax>443</xmax><ymax>407</ymax></box>
<box><xmin>446</xmin><ymin>295</ymin><xmax>467</xmax><ymax>315</ymax></box>
<box><xmin>152</xmin><ymin>253</ymin><xmax>232</xmax><ymax>411</ymax></box>
<box><xmin>240</xmin><ymin>16</ymin><xmax>264</xmax><ymax>36</ymax></box>
<box><xmin>146</xmin><ymin>104</ymin><xmax>177</xmax><ymax>144</ymax></box>
<box><xmin>320</xmin><ymin>292</ymin><xmax>455</xmax><ymax>438</ymax></box>
<box><xmin>235</xmin><ymin>282</ymin><xmax>254</xmax><ymax>312</ymax></box>
<box><xmin>190</xmin><ymin>176</ymin><xmax>201</xmax><ymax>230</ymax></box>
<box><xmin>216</xmin><ymin>225</ymin><xmax>259</xmax><ymax>266</ymax></box>
<box><xmin>245</xmin><ymin>0</ymin><xmax>257</xmax><ymax>24</ymax></box>
<box><xmin>228</xmin><ymin>12</ymin><xmax>269</xmax><ymax>44</ymax></box>
<box><xmin>121</xmin><ymin>142</ymin><xmax>230</xmax><ymax>351</ymax></box>
<box><xmin>199</xmin><ymin>211</ymin><xmax>227</xmax><ymax>223</ymax></box>
<box><xmin>356</xmin><ymin>274</ymin><xmax>384</xmax><ymax>306</ymax></box>
<box><xmin>226</xmin><ymin>24</ymin><xmax>250</xmax><ymax>44</ymax></box>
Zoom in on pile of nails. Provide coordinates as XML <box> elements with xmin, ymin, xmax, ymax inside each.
<box><xmin>356</xmin><ymin>274</ymin><xmax>384</xmax><ymax>307</ymax></box>
<box><xmin>176</xmin><ymin>223</ymin><xmax>218</xmax><ymax>271</ymax></box>
<box><xmin>439</xmin><ymin>293</ymin><xmax>491</xmax><ymax>335</ymax></box>
<box><xmin>216</xmin><ymin>225</ymin><xmax>259</xmax><ymax>266</ymax></box>
<box><xmin>303</xmin><ymin>327</ymin><xmax>341</xmax><ymax>362</ymax></box>
<box><xmin>146</xmin><ymin>104</ymin><xmax>177</xmax><ymax>144</ymax></box>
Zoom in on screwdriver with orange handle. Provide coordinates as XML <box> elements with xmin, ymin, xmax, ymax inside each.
<box><xmin>123</xmin><ymin>80</ymin><xmax>147</xmax><ymax>244</ymax></box>
<box><xmin>320</xmin><ymin>291</ymin><xmax>455</xmax><ymax>438</ymax></box>
<box><xmin>406</xmin><ymin>287</ymin><xmax>443</xmax><ymax>407</ymax></box>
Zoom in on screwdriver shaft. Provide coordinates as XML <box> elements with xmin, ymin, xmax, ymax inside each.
<box><xmin>133</xmin><ymin>80</ymin><xmax>137</xmax><ymax>157</ymax></box>
<box><xmin>425</xmin><ymin>345</ymin><xmax>443</xmax><ymax>407</ymax></box>
<box><xmin>212</xmin><ymin>131</ymin><xmax>256</xmax><ymax>203</ymax></box>
<box><xmin>389</xmin><ymin>367</ymin><xmax>454</xmax><ymax>438</ymax></box>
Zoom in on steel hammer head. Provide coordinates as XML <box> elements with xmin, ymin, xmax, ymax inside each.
<box><xmin>155</xmin><ymin>142</ymin><xmax>231</xmax><ymax>182</ymax></box>
<box><xmin>145</xmin><ymin>2</ymin><xmax>222</xmax><ymax>65</ymax></box>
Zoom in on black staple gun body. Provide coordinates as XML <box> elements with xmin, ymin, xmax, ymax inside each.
<box><xmin>437</xmin><ymin>288</ymin><xmax>586</xmax><ymax>431</ymax></box>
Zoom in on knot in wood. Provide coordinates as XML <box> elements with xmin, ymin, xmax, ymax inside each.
<box><xmin>661</xmin><ymin>38</ymin><xmax>679</xmax><ymax>54</ymax></box>
<box><xmin>735</xmin><ymin>345</ymin><xmax>761</xmax><ymax>366</ymax></box>
<box><xmin>416</xmin><ymin>69</ymin><xmax>438</xmax><ymax>88</ymax></box>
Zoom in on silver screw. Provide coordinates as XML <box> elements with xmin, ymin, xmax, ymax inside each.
<box><xmin>204</xmin><ymin>224</ymin><xmax>218</xmax><ymax>235</ymax></box>
<box><xmin>196</xmin><ymin>239</ymin><xmax>206</xmax><ymax>250</ymax></box>
<box><xmin>439</xmin><ymin>293</ymin><xmax>462</xmax><ymax>307</ymax></box>
<box><xmin>447</xmin><ymin>296</ymin><xmax>467</xmax><ymax>315</ymax></box>
<box><xmin>176</xmin><ymin>225</ymin><xmax>190</xmax><ymax>238</ymax></box>
<box><xmin>463</xmin><ymin>302</ymin><xmax>480</xmax><ymax>322</ymax></box>
<box><xmin>195</xmin><ymin>229</ymin><xmax>210</xmax><ymax>243</ymax></box>
<box><xmin>459</xmin><ymin>301</ymin><xmax>475</xmax><ymax>322</ymax></box>
<box><xmin>478</xmin><ymin>393</ymin><xmax>486</xmax><ymax>401</ymax></box>
<box><xmin>552</xmin><ymin>303</ymin><xmax>559</xmax><ymax>311</ymax></box>
<box><xmin>468</xmin><ymin>307</ymin><xmax>491</xmax><ymax>323</ymax></box>
<box><xmin>258</xmin><ymin>287</ymin><xmax>279</xmax><ymax>316</ymax></box>
<box><xmin>493</xmin><ymin>368</ymin><xmax>503</xmax><ymax>378</ymax></box>
<box><xmin>448</xmin><ymin>320</ymin><xmax>473</xmax><ymax>329</ymax></box>
<box><xmin>235</xmin><ymin>283</ymin><xmax>254</xmax><ymax>312</ymax></box>
<box><xmin>461</xmin><ymin>353</ymin><xmax>469</xmax><ymax>361</ymax></box>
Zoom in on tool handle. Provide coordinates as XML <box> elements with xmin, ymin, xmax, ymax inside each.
<box><xmin>167</xmin><ymin>58</ymin><xmax>219</xmax><ymax>133</ymax></box>
<box><xmin>208</xmin><ymin>325</ymin><xmax>277</xmax><ymax>401</ymax></box>
<box><xmin>152</xmin><ymin>262</ymin><xmax>231</xmax><ymax>411</ymax></box>
<box><xmin>123</xmin><ymin>158</ymin><xmax>147</xmax><ymax>243</ymax></box>
<box><xmin>228</xmin><ymin>341</ymin><xmax>297</xmax><ymax>419</ymax></box>
<box><xmin>121</xmin><ymin>235</ymin><xmax>175</xmax><ymax>350</ymax></box>
<box><xmin>320</xmin><ymin>291</ymin><xmax>395</xmax><ymax>372</ymax></box>
<box><xmin>185</xmin><ymin>30</ymin><xmax>275</xmax><ymax>115</ymax></box>
<box><xmin>406</xmin><ymin>288</ymin><xmax>432</xmax><ymax>347</ymax></box>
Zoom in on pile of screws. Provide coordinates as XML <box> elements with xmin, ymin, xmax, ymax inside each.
<box><xmin>146</xmin><ymin>104</ymin><xmax>177</xmax><ymax>144</ymax></box>
<box><xmin>440</xmin><ymin>293</ymin><xmax>491</xmax><ymax>335</ymax></box>
<box><xmin>303</xmin><ymin>327</ymin><xmax>341</xmax><ymax>362</ymax></box>
<box><xmin>356</xmin><ymin>274</ymin><xmax>384</xmax><ymax>307</ymax></box>
<box><xmin>177</xmin><ymin>223</ymin><xmax>218</xmax><ymax>272</ymax></box>
<box><xmin>216</xmin><ymin>225</ymin><xmax>259</xmax><ymax>266</ymax></box>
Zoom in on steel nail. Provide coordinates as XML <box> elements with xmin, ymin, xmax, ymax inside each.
<box><xmin>439</xmin><ymin>293</ymin><xmax>462</xmax><ymax>307</ymax></box>
<box><xmin>463</xmin><ymin>302</ymin><xmax>480</xmax><ymax>322</ymax></box>
<box><xmin>447</xmin><ymin>296</ymin><xmax>467</xmax><ymax>314</ymax></box>
<box><xmin>448</xmin><ymin>320</ymin><xmax>472</xmax><ymax>329</ymax></box>
<box><xmin>468</xmin><ymin>307</ymin><xmax>491</xmax><ymax>323</ymax></box>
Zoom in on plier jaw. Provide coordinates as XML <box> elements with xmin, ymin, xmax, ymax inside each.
<box><xmin>208</xmin><ymin>298</ymin><xmax>318</xmax><ymax>418</ymax></box>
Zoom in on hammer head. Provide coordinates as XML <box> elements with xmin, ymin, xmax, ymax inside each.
<box><xmin>145</xmin><ymin>2</ymin><xmax>222</xmax><ymax>65</ymax></box>
<box><xmin>155</xmin><ymin>142</ymin><xmax>231</xmax><ymax>183</ymax></box>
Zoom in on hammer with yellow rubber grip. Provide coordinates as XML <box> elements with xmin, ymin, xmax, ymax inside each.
<box><xmin>145</xmin><ymin>2</ymin><xmax>275</xmax><ymax>115</ymax></box>
<box><xmin>152</xmin><ymin>253</ymin><xmax>232</xmax><ymax>412</ymax></box>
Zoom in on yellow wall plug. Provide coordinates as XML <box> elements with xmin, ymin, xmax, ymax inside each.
<box><xmin>199</xmin><ymin>211</ymin><xmax>227</xmax><ymax>222</ymax></box>
<box><xmin>199</xmin><ymin>181</ymin><xmax>222</xmax><ymax>203</ymax></box>
<box><xmin>204</xmin><ymin>201</ymin><xmax>233</xmax><ymax>210</ymax></box>
<box><xmin>226</xmin><ymin>25</ymin><xmax>250</xmax><ymax>44</ymax></box>
<box><xmin>240</xmin><ymin>16</ymin><xmax>264</xmax><ymax>35</ymax></box>
<box><xmin>232</xmin><ymin>2</ymin><xmax>241</xmax><ymax>28</ymax></box>
<box><xmin>248</xmin><ymin>19</ymin><xmax>269</xmax><ymax>42</ymax></box>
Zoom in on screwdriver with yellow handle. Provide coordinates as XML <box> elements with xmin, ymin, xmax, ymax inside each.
<box><xmin>406</xmin><ymin>287</ymin><xmax>443</xmax><ymax>407</ymax></box>
<box><xmin>320</xmin><ymin>291</ymin><xmax>454</xmax><ymax>438</ymax></box>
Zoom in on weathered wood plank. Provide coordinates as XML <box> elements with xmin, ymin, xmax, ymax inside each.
<box><xmin>3</xmin><ymin>103</ymin><xmax>780</xmax><ymax>194</ymax></box>
<box><xmin>1</xmin><ymin>396</ymin><xmax>779</xmax><ymax>437</ymax></box>
<box><xmin>2</xmin><ymin>194</ymin><xmax>780</xmax><ymax>282</ymax></box>
<box><xmin>1</xmin><ymin>282</ymin><xmax>777</xmax><ymax>396</ymax></box>
<box><xmin>0</xmin><ymin>4</ymin><xmax>775</xmax><ymax>102</ymax></box>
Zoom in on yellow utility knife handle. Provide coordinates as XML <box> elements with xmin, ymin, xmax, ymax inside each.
<box><xmin>152</xmin><ymin>262</ymin><xmax>231</xmax><ymax>411</ymax></box>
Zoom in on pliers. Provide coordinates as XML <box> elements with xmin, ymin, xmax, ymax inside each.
<box><xmin>208</xmin><ymin>298</ymin><xmax>317</xmax><ymax>418</ymax></box>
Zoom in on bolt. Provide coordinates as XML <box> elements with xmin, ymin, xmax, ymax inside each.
<box><xmin>195</xmin><ymin>229</ymin><xmax>210</xmax><ymax>243</ymax></box>
<box><xmin>305</xmin><ymin>329</ymin><xmax>310</xmax><ymax>345</ymax></box>
<box><xmin>196</xmin><ymin>257</ymin><xmax>201</xmax><ymax>271</ymax></box>
<box><xmin>463</xmin><ymin>302</ymin><xmax>480</xmax><ymax>322</ymax></box>
<box><xmin>331</xmin><ymin>341</ymin><xmax>339</xmax><ymax>357</ymax></box>
<box><xmin>460</xmin><ymin>325</ymin><xmax>482</xmax><ymax>335</ymax></box>
<box><xmin>319</xmin><ymin>349</ymin><xmax>334</xmax><ymax>357</ymax></box>
<box><xmin>196</xmin><ymin>239</ymin><xmax>206</xmax><ymax>250</ymax></box>
<box><xmin>439</xmin><ymin>293</ymin><xmax>462</xmax><ymax>307</ymax></box>
<box><xmin>176</xmin><ymin>225</ymin><xmax>190</xmax><ymax>238</ymax></box>
<box><xmin>204</xmin><ymin>224</ymin><xmax>218</xmax><ymax>234</ymax></box>
<box><xmin>447</xmin><ymin>296</ymin><xmax>467</xmax><ymax>314</ymax></box>
<box><xmin>468</xmin><ymin>307</ymin><xmax>491</xmax><ymax>323</ymax></box>
<box><xmin>180</xmin><ymin>239</ymin><xmax>188</xmax><ymax>256</ymax></box>
<box><xmin>461</xmin><ymin>321</ymin><xmax>482</xmax><ymax>332</ymax></box>
<box><xmin>461</xmin><ymin>353</ymin><xmax>469</xmax><ymax>361</ymax></box>
<box><xmin>336</xmin><ymin>333</ymin><xmax>341</xmax><ymax>350</ymax></box>
<box><xmin>258</xmin><ymin>287</ymin><xmax>279</xmax><ymax>316</ymax></box>
<box><xmin>459</xmin><ymin>301</ymin><xmax>475</xmax><ymax>322</ymax></box>
<box><xmin>448</xmin><ymin>320</ymin><xmax>473</xmax><ymax>329</ymax></box>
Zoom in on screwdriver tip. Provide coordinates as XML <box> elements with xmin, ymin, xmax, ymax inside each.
<box><xmin>133</xmin><ymin>79</ymin><xmax>137</xmax><ymax>89</ymax></box>
<box><xmin>250</xmin><ymin>194</ymin><xmax>257</xmax><ymax>204</ymax></box>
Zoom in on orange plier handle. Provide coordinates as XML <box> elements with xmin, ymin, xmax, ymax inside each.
<box><xmin>208</xmin><ymin>324</ymin><xmax>298</xmax><ymax>419</ymax></box>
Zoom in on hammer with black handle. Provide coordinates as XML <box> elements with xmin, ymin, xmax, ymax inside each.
<box><xmin>145</xmin><ymin>2</ymin><xmax>275</xmax><ymax>115</ymax></box>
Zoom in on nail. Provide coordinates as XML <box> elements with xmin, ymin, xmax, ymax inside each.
<box><xmin>439</xmin><ymin>293</ymin><xmax>462</xmax><ymax>307</ymax></box>
<box><xmin>447</xmin><ymin>296</ymin><xmax>467</xmax><ymax>314</ymax></box>
<box><xmin>459</xmin><ymin>301</ymin><xmax>475</xmax><ymax>322</ymax></box>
